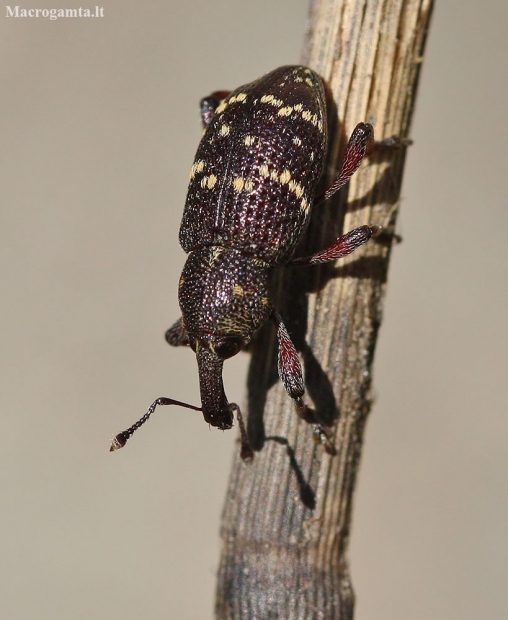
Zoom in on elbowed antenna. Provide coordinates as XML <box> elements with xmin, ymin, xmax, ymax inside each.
<box><xmin>109</xmin><ymin>397</ymin><xmax>202</xmax><ymax>451</ymax></box>
<box><xmin>109</xmin><ymin>396</ymin><xmax>254</xmax><ymax>460</ymax></box>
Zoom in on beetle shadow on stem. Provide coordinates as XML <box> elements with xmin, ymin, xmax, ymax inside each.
<box><xmin>245</xmin><ymin>258</ymin><xmax>340</xmax><ymax>454</ymax></box>
<box><xmin>264</xmin><ymin>436</ymin><xmax>317</xmax><ymax>510</ymax></box>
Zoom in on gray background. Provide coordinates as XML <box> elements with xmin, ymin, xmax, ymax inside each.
<box><xmin>1</xmin><ymin>1</ymin><xmax>507</xmax><ymax>618</ymax></box>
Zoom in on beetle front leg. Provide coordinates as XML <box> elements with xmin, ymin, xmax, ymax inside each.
<box><xmin>273</xmin><ymin>313</ymin><xmax>336</xmax><ymax>455</ymax></box>
<box><xmin>165</xmin><ymin>317</ymin><xmax>189</xmax><ymax>346</ymax></box>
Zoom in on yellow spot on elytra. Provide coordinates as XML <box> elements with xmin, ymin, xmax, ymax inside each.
<box><xmin>261</xmin><ymin>297</ymin><xmax>270</xmax><ymax>307</ymax></box>
<box><xmin>300</xmin><ymin>197</ymin><xmax>309</xmax><ymax>213</ymax></box>
<box><xmin>289</xmin><ymin>180</ymin><xmax>304</xmax><ymax>198</ymax></box>
<box><xmin>311</xmin><ymin>114</ymin><xmax>318</xmax><ymax>126</ymax></box>
<box><xmin>229</xmin><ymin>92</ymin><xmax>247</xmax><ymax>104</ymax></box>
<box><xmin>259</xmin><ymin>164</ymin><xmax>269</xmax><ymax>177</ymax></box>
<box><xmin>244</xmin><ymin>179</ymin><xmax>254</xmax><ymax>192</ymax></box>
<box><xmin>233</xmin><ymin>176</ymin><xmax>245</xmax><ymax>193</ymax></box>
<box><xmin>305</xmin><ymin>77</ymin><xmax>314</xmax><ymax>87</ymax></box>
<box><xmin>260</xmin><ymin>94</ymin><xmax>283</xmax><ymax>107</ymax></box>
<box><xmin>294</xmin><ymin>77</ymin><xmax>303</xmax><ymax>83</ymax></box>
<box><xmin>270</xmin><ymin>170</ymin><xmax>279</xmax><ymax>182</ymax></box>
<box><xmin>279</xmin><ymin>170</ymin><xmax>291</xmax><ymax>184</ymax></box>
<box><xmin>294</xmin><ymin>104</ymin><xmax>303</xmax><ymax>111</ymax></box>
<box><xmin>302</xmin><ymin>110</ymin><xmax>312</xmax><ymax>122</ymax></box>
<box><xmin>207</xmin><ymin>174</ymin><xmax>217</xmax><ymax>189</ymax></box>
<box><xmin>318</xmin><ymin>120</ymin><xmax>324</xmax><ymax>132</ymax></box>
<box><xmin>190</xmin><ymin>159</ymin><xmax>205</xmax><ymax>179</ymax></box>
<box><xmin>292</xmin><ymin>136</ymin><xmax>302</xmax><ymax>146</ymax></box>
<box><xmin>244</xmin><ymin>135</ymin><xmax>256</xmax><ymax>146</ymax></box>
<box><xmin>233</xmin><ymin>285</ymin><xmax>244</xmax><ymax>297</ymax></box>
<box><xmin>278</xmin><ymin>106</ymin><xmax>293</xmax><ymax>117</ymax></box>
<box><xmin>215</xmin><ymin>101</ymin><xmax>228</xmax><ymax>115</ymax></box>
<box><xmin>220</xmin><ymin>124</ymin><xmax>230</xmax><ymax>136</ymax></box>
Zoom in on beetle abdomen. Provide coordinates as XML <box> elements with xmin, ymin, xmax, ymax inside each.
<box><xmin>179</xmin><ymin>66</ymin><xmax>327</xmax><ymax>263</ymax></box>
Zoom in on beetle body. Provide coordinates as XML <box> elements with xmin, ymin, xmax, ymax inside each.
<box><xmin>179</xmin><ymin>67</ymin><xmax>328</xmax><ymax>430</ymax></box>
<box><xmin>111</xmin><ymin>66</ymin><xmax>378</xmax><ymax>459</ymax></box>
<box><xmin>180</xmin><ymin>66</ymin><xmax>326</xmax><ymax>262</ymax></box>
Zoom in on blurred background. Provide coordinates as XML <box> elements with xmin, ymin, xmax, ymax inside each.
<box><xmin>1</xmin><ymin>1</ymin><xmax>507</xmax><ymax>618</ymax></box>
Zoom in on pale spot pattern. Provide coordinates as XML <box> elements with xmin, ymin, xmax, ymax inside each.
<box><xmin>229</xmin><ymin>92</ymin><xmax>247</xmax><ymax>103</ymax></box>
<box><xmin>288</xmin><ymin>179</ymin><xmax>304</xmax><ymax>199</ymax></box>
<box><xmin>259</xmin><ymin>164</ymin><xmax>270</xmax><ymax>178</ymax></box>
<box><xmin>279</xmin><ymin>170</ymin><xmax>291</xmax><ymax>184</ymax></box>
<box><xmin>232</xmin><ymin>176</ymin><xmax>254</xmax><ymax>193</ymax></box>
<box><xmin>233</xmin><ymin>177</ymin><xmax>245</xmax><ymax>193</ymax></box>
<box><xmin>260</xmin><ymin>94</ymin><xmax>283</xmax><ymax>107</ymax></box>
<box><xmin>189</xmin><ymin>159</ymin><xmax>205</xmax><ymax>180</ymax></box>
<box><xmin>215</xmin><ymin>100</ymin><xmax>228</xmax><ymax>115</ymax></box>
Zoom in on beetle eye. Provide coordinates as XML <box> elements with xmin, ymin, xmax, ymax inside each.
<box><xmin>213</xmin><ymin>338</ymin><xmax>243</xmax><ymax>360</ymax></box>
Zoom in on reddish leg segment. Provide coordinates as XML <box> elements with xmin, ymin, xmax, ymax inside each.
<box><xmin>291</xmin><ymin>225</ymin><xmax>379</xmax><ymax>266</ymax></box>
<box><xmin>314</xmin><ymin>122</ymin><xmax>374</xmax><ymax>205</ymax></box>
<box><xmin>273</xmin><ymin>313</ymin><xmax>336</xmax><ymax>455</ymax></box>
<box><xmin>199</xmin><ymin>90</ymin><xmax>231</xmax><ymax>127</ymax></box>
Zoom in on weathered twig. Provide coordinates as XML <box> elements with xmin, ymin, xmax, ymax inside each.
<box><xmin>216</xmin><ymin>1</ymin><xmax>434</xmax><ymax>618</ymax></box>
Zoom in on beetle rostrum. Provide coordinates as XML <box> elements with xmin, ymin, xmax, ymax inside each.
<box><xmin>111</xmin><ymin>66</ymin><xmax>381</xmax><ymax>461</ymax></box>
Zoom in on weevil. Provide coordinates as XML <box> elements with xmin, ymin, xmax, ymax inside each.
<box><xmin>111</xmin><ymin>66</ymin><xmax>381</xmax><ymax>460</ymax></box>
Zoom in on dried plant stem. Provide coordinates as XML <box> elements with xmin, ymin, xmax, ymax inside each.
<box><xmin>215</xmin><ymin>1</ymin><xmax>434</xmax><ymax>618</ymax></box>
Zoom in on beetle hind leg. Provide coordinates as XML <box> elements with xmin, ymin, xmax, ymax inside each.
<box><xmin>199</xmin><ymin>90</ymin><xmax>231</xmax><ymax>127</ymax></box>
<box><xmin>314</xmin><ymin>122</ymin><xmax>374</xmax><ymax>206</ymax></box>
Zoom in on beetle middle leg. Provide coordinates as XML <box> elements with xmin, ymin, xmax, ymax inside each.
<box><xmin>273</xmin><ymin>313</ymin><xmax>336</xmax><ymax>455</ymax></box>
<box><xmin>291</xmin><ymin>225</ymin><xmax>380</xmax><ymax>266</ymax></box>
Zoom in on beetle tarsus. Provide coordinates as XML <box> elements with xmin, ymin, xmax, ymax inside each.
<box><xmin>230</xmin><ymin>403</ymin><xmax>254</xmax><ymax>462</ymax></box>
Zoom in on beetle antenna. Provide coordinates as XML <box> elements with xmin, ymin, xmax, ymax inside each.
<box><xmin>110</xmin><ymin>397</ymin><xmax>202</xmax><ymax>451</ymax></box>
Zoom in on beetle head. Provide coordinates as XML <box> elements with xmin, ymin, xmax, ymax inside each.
<box><xmin>178</xmin><ymin>247</ymin><xmax>273</xmax><ymax>428</ymax></box>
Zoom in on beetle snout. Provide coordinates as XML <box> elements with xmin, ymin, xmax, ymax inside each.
<box><xmin>203</xmin><ymin>408</ymin><xmax>234</xmax><ymax>430</ymax></box>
